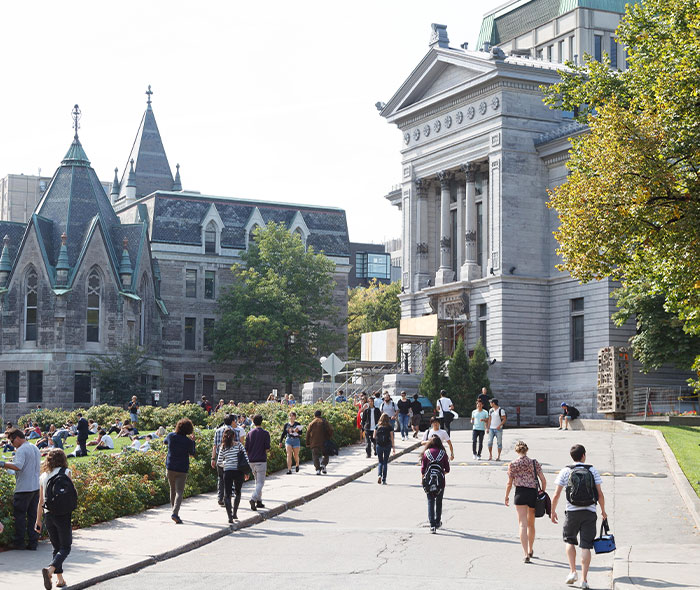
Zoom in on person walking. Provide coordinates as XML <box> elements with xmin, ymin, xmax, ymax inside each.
<box><xmin>362</xmin><ymin>397</ymin><xmax>381</xmax><ymax>458</ymax></box>
<box><xmin>505</xmin><ymin>440</ymin><xmax>547</xmax><ymax>563</ymax></box>
<box><xmin>211</xmin><ymin>414</ymin><xmax>235</xmax><ymax>506</ymax></box>
<box><xmin>379</xmin><ymin>392</ymin><xmax>398</xmax><ymax>432</ymax></box>
<box><xmin>279</xmin><ymin>411</ymin><xmax>303</xmax><ymax>474</ymax></box>
<box><xmin>164</xmin><ymin>418</ymin><xmax>196</xmax><ymax>524</ymax></box>
<box><xmin>356</xmin><ymin>394</ymin><xmax>368</xmax><ymax>443</ymax></box>
<box><xmin>128</xmin><ymin>395</ymin><xmax>140</xmax><ymax>425</ymax></box>
<box><xmin>421</xmin><ymin>416</ymin><xmax>455</xmax><ymax>460</ymax></box>
<box><xmin>410</xmin><ymin>394</ymin><xmax>423</xmax><ymax>438</ymax></box>
<box><xmin>306</xmin><ymin>409</ymin><xmax>333</xmax><ymax>475</ymax></box>
<box><xmin>558</xmin><ymin>403</ymin><xmax>580</xmax><ymax>430</ymax></box>
<box><xmin>245</xmin><ymin>414</ymin><xmax>270</xmax><ymax>511</ymax></box>
<box><xmin>436</xmin><ymin>389</ymin><xmax>455</xmax><ymax>435</ymax></box>
<box><xmin>216</xmin><ymin>429</ymin><xmax>249</xmax><ymax>523</ymax></box>
<box><xmin>551</xmin><ymin>444</ymin><xmax>607</xmax><ymax>589</ymax></box>
<box><xmin>1</xmin><ymin>428</ymin><xmax>41</xmax><ymax>550</ymax></box>
<box><xmin>396</xmin><ymin>391</ymin><xmax>412</xmax><ymax>441</ymax></box>
<box><xmin>75</xmin><ymin>413</ymin><xmax>89</xmax><ymax>457</ymax></box>
<box><xmin>478</xmin><ymin>386</ymin><xmax>491</xmax><ymax>408</ymax></box>
<box><xmin>35</xmin><ymin>449</ymin><xmax>76</xmax><ymax>589</ymax></box>
<box><xmin>374</xmin><ymin>414</ymin><xmax>395</xmax><ymax>485</ymax></box>
<box><xmin>471</xmin><ymin>399</ymin><xmax>489</xmax><ymax>460</ymax></box>
<box><xmin>421</xmin><ymin>435</ymin><xmax>450</xmax><ymax>533</ymax></box>
<box><xmin>486</xmin><ymin>399</ymin><xmax>507</xmax><ymax>460</ymax></box>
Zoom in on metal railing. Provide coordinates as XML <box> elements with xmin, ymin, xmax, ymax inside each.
<box><xmin>631</xmin><ymin>386</ymin><xmax>698</xmax><ymax>419</ymax></box>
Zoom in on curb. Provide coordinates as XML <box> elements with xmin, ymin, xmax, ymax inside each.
<box><xmin>65</xmin><ymin>441</ymin><xmax>421</xmax><ymax>589</ymax></box>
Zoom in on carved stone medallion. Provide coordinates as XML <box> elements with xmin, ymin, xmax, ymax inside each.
<box><xmin>423</xmin><ymin>124</ymin><xmax>431</xmax><ymax>137</ymax></box>
<box><xmin>479</xmin><ymin>101</ymin><xmax>487</xmax><ymax>115</ymax></box>
<box><xmin>413</xmin><ymin>128</ymin><xmax>420</xmax><ymax>141</ymax></box>
<box><xmin>403</xmin><ymin>132</ymin><xmax>410</xmax><ymax>145</ymax></box>
<box><xmin>444</xmin><ymin>115</ymin><xmax>452</xmax><ymax>128</ymax></box>
<box><xmin>491</xmin><ymin>96</ymin><xmax>500</xmax><ymax>110</ymax></box>
<box><xmin>467</xmin><ymin>106</ymin><xmax>475</xmax><ymax>119</ymax></box>
<box><xmin>456</xmin><ymin>110</ymin><xmax>463</xmax><ymax>124</ymax></box>
<box><xmin>433</xmin><ymin>119</ymin><xmax>441</xmax><ymax>133</ymax></box>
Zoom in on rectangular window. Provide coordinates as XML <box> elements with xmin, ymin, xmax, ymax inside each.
<box><xmin>571</xmin><ymin>297</ymin><xmax>584</xmax><ymax>361</ymax></box>
<box><xmin>205</xmin><ymin>227</ymin><xmax>216</xmax><ymax>254</ymax></box>
<box><xmin>610</xmin><ymin>37</ymin><xmax>618</xmax><ymax>69</ymax></box>
<box><xmin>28</xmin><ymin>370</ymin><xmax>43</xmax><ymax>403</ymax></box>
<box><xmin>74</xmin><ymin>371</ymin><xmax>92</xmax><ymax>404</ymax></box>
<box><xmin>355</xmin><ymin>253</ymin><xmax>367</xmax><ymax>279</ymax></box>
<box><xmin>558</xmin><ymin>40</ymin><xmax>564</xmax><ymax>63</ymax></box>
<box><xmin>185</xmin><ymin>269</ymin><xmax>197</xmax><ymax>298</ymax></box>
<box><xmin>203</xmin><ymin>375</ymin><xmax>215</xmax><ymax>398</ymax></box>
<box><xmin>203</xmin><ymin>318</ymin><xmax>215</xmax><ymax>351</ymax></box>
<box><xmin>184</xmin><ymin>317</ymin><xmax>196</xmax><ymax>350</ymax></box>
<box><xmin>367</xmin><ymin>253</ymin><xmax>390</xmax><ymax>280</ymax></box>
<box><xmin>536</xmin><ymin>393</ymin><xmax>548</xmax><ymax>416</ymax></box>
<box><xmin>204</xmin><ymin>271</ymin><xmax>215</xmax><ymax>299</ymax></box>
<box><xmin>478</xmin><ymin>303</ymin><xmax>487</xmax><ymax>347</ymax></box>
<box><xmin>5</xmin><ymin>371</ymin><xmax>19</xmax><ymax>403</ymax></box>
<box><xmin>26</xmin><ymin>294</ymin><xmax>37</xmax><ymax>341</ymax></box>
<box><xmin>569</xmin><ymin>35</ymin><xmax>575</xmax><ymax>63</ymax></box>
<box><xmin>594</xmin><ymin>35</ymin><xmax>602</xmax><ymax>62</ymax></box>
<box><xmin>536</xmin><ymin>48</ymin><xmax>543</xmax><ymax>60</ymax></box>
<box><xmin>476</xmin><ymin>202</ymin><xmax>483</xmax><ymax>267</ymax></box>
<box><xmin>183</xmin><ymin>374</ymin><xmax>196</xmax><ymax>401</ymax></box>
<box><xmin>547</xmin><ymin>45</ymin><xmax>553</xmax><ymax>61</ymax></box>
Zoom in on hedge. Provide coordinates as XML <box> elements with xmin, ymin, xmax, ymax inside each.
<box><xmin>1</xmin><ymin>401</ymin><xmax>359</xmax><ymax>547</ymax></box>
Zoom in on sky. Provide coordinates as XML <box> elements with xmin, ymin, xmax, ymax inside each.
<box><xmin>0</xmin><ymin>0</ymin><xmax>506</xmax><ymax>244</ymax></box>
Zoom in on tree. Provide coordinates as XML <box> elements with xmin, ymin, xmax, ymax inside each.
<box><xmin>541</xmin><ymin>0</ymin><xmax>700</xmax><ymax>382</ymax></box>
<box><xmin>468</xmin><ymin>340</ymin><xmax>490</xmax><ymax>402</ymax></box>
<box><xmin>419</xmin><ymin>334</ymin><xmax>447</xmax><ymax>404</ymax></box>
<box><xmin>347</xmin><ymin>280</ymin><xmax>401</xmax><ymax>359</ymax></box>
<box><xmin>211</xmin><ymin>222</ymin><xmax>343</xmax><ymax>393</ymax></box>
<box><xmin>89</xmin><ymin>345</ymin><xmax>149</xmax><ymax>406</ymax></box>
<box><xmin>447</xmin><ymin>337</ymin><xmax>471</xmax><ymax>414</ymax></box>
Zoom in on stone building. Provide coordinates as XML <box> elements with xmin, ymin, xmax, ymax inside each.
<box><xmin>379</xmin><ymin>3</ymin><xmax>687</xmax><ymax>424</ymax></box>
<box><xmin>0</xmin><ymin>96</ymin><xmax>350</xmax><ymax>421</ymax></box>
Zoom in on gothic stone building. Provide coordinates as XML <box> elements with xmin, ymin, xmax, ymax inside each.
<box><xmin>0</xmin><ymin>98</ymin><xmax>350</xmax><ymax>422</ymax></box>
<box><xmin>379</xmin><ymin>2</ymin><xmax>688</xmax><ymax>423</ymax></box>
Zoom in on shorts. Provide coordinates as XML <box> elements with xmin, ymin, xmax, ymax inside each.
<box><xmin>411</xmin><ymin>415</ymin><xmax>421</xmax><ymax>427</ymax></box>
<box><xmin>562</xmin><ymin>509</ymin><xmax>597</xmax><ymax>549</ymax></box>
<box><xmin>514</xmin><ymin>486</ymin><xmax>537</xmax><ymax>508</ymax></box>
<box><xmin>285</xmin><ymin>437</ymin><xmax>301</xmax><ymax>448</ymax></box>
<box><xmin>487</xmin><ymin>428</ymin><xmax>503</xmax><ymax>449</ymax></box>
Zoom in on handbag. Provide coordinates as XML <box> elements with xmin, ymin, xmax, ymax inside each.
<box><xmin>593</xmin><ymin>518</ymin><xmax>616</xmax><ymax>554</ymax></box>
<box><xmin>237</xmin><ymin>446</ymin><xmax>252</xmax><ymax>477</ymax></box>
<box><xmin>533</xmin><ymin>460</ymin><xmax>551</xmax><ymax>518</ymax></box>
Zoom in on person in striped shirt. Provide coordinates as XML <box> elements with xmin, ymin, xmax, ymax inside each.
<box><xmin>216</xmin><ymin>429</ymin><xmax>249</xmax><ymax>523</ymax></box>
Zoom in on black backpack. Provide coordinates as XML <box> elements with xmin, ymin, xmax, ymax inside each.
<box><xmin>44</xmin><ymin>467</ymin><xmax>78</xmax><ymax>516</ymax></box>
<box><xmin>565</xmin><ymin>464</ymin><xmax>598</xmax><ymax>506</ymax></box>
<box><xmin>375</xmin><ymin>426</ymin><xmax>392</xmax><ymax>448</ymax></box>
<box><xmin>422</xmin><ymin>450</ymin><xmax>446</xmax><ymax>497</ymax></box>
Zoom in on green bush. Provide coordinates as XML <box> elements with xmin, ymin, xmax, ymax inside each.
<box><xmin>17</xmin><ymin>405</ymin><xmax>128</xmax><ymax>431</ymax></box>
<box><xmin>137</xmin><ymin>404</ymin><xmax>208</xmax><ymax>430</ymax></box>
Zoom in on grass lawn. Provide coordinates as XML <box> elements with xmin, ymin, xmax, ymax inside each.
<box><xmin>642</xmin><ymin>425</ymin><xmax>700</xmax><ymax>497</ymax></box>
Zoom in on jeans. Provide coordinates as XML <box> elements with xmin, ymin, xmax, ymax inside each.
<box><xmin>45</xmin><ymin>512</ymin><xmax>72</xmax><ymax>574</ymax></box>
<box><xmin>426</xmin><ymin>489</ymin><xmax>444</xmax><ymax>528</ymax></box>
<box><xmin>311</xmin><ymin>447</ymin><xmax>329</xmax><ymax>471</ymax></box>
<box><xmin>52</xmin><ymin>435</ymin><xmax>64</xmax><ymax>449</ymax></box>
<box><xmin>487</xmin><ymin>428</ymin><xmax>503</xmax><ymax>449</ymax></box>
<box><xmin>217</xmin><ymin>465</ymin><xmax>227</xmax><ymax>502</ymax></box>
<box><xmin>439</xmin><ymin>413</ymin><xmax>453</xmax><ymax>436</ymax></box>
<box><xmin>472</xmin><ymin>430</ymin><xmax>485</xmax><ymax>456</ymax></box>
<box><xmin>223</xmin><ymin>469</ymin><xmax>244</xmax><ymax>519</ymax></box>
<box><xmin>167</xmin><ymin>470</ymin><xmax>188</xmax><ymax>517</ymax></box>
<box><xmin>249</xmin><ymin>462</ymin><xmax>267</xmax><ymax>502</ymax></box>
<box><xmin>397</xmin><ymin>414</ymin><xmax>410</xmax><ymax>438</ymax></box>
<box><xmin>364</xmin><ymin>430</ymin><xmax>376</xmax><ymax>457</ymax></box>
<box><xmin>376</xmin><ymin>444</ymin><xmax>391</xmax><ymax>482</ymax></box>
<box><xmin>130</xmin><ymin>413</ymin><xmax>138</xmax><ymax>424</ymax></box>
<box><xmin>13</xmin><ymin>490</ymin><xmax>39</xmax><ymax>548</ymax></box>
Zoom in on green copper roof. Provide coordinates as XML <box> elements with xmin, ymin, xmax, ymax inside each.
<box><xmin>0</xmin><ymin>236</ymin><xmax>12</xmax><ymax>273</ymax></box>
<box><xmin>477</xmin><ymin>0</ymin><xmax>639</xmax><ymax>47</ymax></box>
<box><xmin>61</xmin><ymin>137</ymin><xmax>91</xmax><ymax>166</ymax></box>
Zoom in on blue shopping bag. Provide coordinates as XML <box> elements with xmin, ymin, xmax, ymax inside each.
<box><xmin>593</xmin><ymin>518</ymin><xmax>616</xmax><ymax>554</ymax></box>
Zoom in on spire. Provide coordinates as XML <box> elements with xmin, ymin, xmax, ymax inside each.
<box><xmin>126</xmin><ymin>159</ymin><xmax>136</xmax><ymax>187</ymax></box>
<box><xmin>55</xmin><ymin>233</ymin><xmax>70</xmax><ymax>285</ymax></box>
<box><xmin>110</xmin><ymin>167</ymin><xmax>120</xmax><ymax>203</ymax></box>
<box><xmin>119</xmin><ymin>236</ymin><xmax>133</xmax><ymax>288</ymax></box>
<box><xmin>0</xmin><ymin>235</ymin><xmax>12</xmax><ymax>280</ymax></box>
<box><xmin>172</xmin><ymin>163</ymin><xmax>182</xmax><ymax>191</ymax></box>
<box><xmin>62</xmin><ymin>104</ymin><xmax>91</xmax><ymax>166</ymax></box>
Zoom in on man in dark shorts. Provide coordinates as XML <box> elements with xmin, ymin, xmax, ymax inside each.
<box><xmin>550</xmin><ymin>444</ymin><xmax>607</xmax><ymax>589</ymax></box>
<box><xmin>409</xmin><ymin>394</ymin><xmax>423</xmax><ymax>438</ymax></box>
<box><xmin>558</xmin><ymin>403</ymin><xmax>580</xmax><ymax>430</ymax></box>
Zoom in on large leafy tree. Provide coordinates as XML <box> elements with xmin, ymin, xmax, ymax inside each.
<box><xmin>542</xmin><ymin>0</ymin><xmax>700</xmax><ymax>381</ymax></box>
<box><xmin>468</xmin><ymin>340</ymin><xmax>491</xmax><ymax>403</ymax></box>
<box><xmin>89</xmin><ymin>345</ymin><xmax>149</xmax><ymax>406</ymax></box>
<box><xmin>347</xmin><ymin>280</ymin><xmax>401</xmax><ymax>359</ymax></box>
<box><xmin>211</xmin><ymin>222</ymin><xmax>343</xmax><ymax>393</ymax></box>
<box><xmin>419</xmin><ymin>334</ymin><xmax>447</xmax><ymax>404</ymax></box>
<box><xmin>447</xmin><ymin>337</ymin><xmax>471</xmax><ymax>414</ymax></box>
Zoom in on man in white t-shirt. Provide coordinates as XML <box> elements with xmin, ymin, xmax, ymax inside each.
<box><xmin>436</xmin><ymin>390</ymin><xmax>455</xmax><ymax>435</ymax></box>
<box><xmin>551</xmin><ymin>444</ymin><xmax>607</xmax><ymax>589</ymax></box>
<box><xmin>486</xmin><ymin>398</ymin><xmax>506</xmax><ymax>460</ymax></box>
<box><xmin>421</xmin><ymin>417</ymin><xmax>454</xmax><ymax>460</ymax></box>
<box><xmin>95</xmin><ymin>430</ymin><xmax>114</xmax><ymax>450</ymax></box>
<box><xmin>379</xmin><ymin>392</ymin><xmax>398</xmax><ymax>431</ymax></box>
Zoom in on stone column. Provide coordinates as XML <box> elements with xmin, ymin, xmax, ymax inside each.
<box><xmin>415</xmin><ymin>179</ymin><xmax>430</xmax><ymax>290</ymax></box>
<box><xmin>460</xmin><ymin>163</ymin><xmax>480</xmax><ymax>281</ymax></box>
<box><xmin>435</xmin><ymin>170</ymin><xmax>454</xmax><ymax>285</ymax></box>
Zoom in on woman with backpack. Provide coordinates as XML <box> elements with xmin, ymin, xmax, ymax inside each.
<box><xmin>504</xmin><ymin>440</ymin><xmax>547</xmax><ymax>563</ymax></box>
<box><xmin>35</xmin><ymin>449</ymin><xmax>76</xmax><ymax>589</ymax></box>
<box><xmin>421</xmin><ymin>435</ymin><xmax>450</xmax><ymax>533</ymax></box>
<box><xmin>375</xmin><ymin>414</ymin><xmax>395</xmax><ymax>485</ymax></box>
<box><xmin>217</xmin><ymin>428</ymin><xmax>250</xmax><ymax>523</ymax></box>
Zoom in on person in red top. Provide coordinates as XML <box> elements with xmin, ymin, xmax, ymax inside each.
<box><xmin>421</xmin><ymin>436</ymin><xmax>450</xmax><ymax>533</ymax></box>
<box><xmin>355</xmin><ymin>394</ymin><xmax>368</xmax><ymax>443</ymax></box>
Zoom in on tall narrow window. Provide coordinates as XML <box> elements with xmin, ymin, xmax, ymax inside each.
<box><xmin>74</xmin><ymin>371</ymin><xmax>91</xmax><ymax>403</ymax></box>
<box><xmin>184</xmin><ymin>317</ymin><xmax>196</xmax><ymax>350</ymax></box>
<box><xmin>28</xmin><ymin>370</ymin><xmax>43</xmax><ymax>403</ymax></box>
<box><xmin>5</xmin><ymin>371</ymin><xmax>19</xmax><ymax>403</ymax></box>
<box><xmin>205</xmin><ymin>221</ymin><xmax>217</xmax><ymax>254</ymax></box>
<box><xmin>183</xmin><ymin>374</ymin><xmax>196</xmax><ymax>401</ymax></box>
<box><xmin>476</xmin><ymin>202</ymin><xmax>483</xmax><ymax>267</ymax></box>
<box><xmin>569</xmin><ymin>35</ymin><xmax>575</xmax><ymax>63</ymax></box>
<box><xmin>25</xmin><ymin>270</ymin><xmax>38</xmax><ymax>341</ymax></box>
<box><xmin>87</xmin><ymin>271</ymin><xmax>100</xmax><ymax>342</ymax></box>
<box><xmin>355</xmin><ymin>253</ymin><xmax>367</xmax><ymax>279</ymax></box>
<box><xmin>204</xmin><ymin>271</ymin><xmax>215</xmax><ymax>299</ymax></box>
<box><xmin>594</xmin><ymin>35</ymin><xmax>603</xmax><ymax>62</ymax></box>
<box><xmin>610</xmin><ymin>37</ymin><xmax>618</xmax><ymax>69</ymax></box>
<box><xmin>478</xmin><ymin>303</ymin><xmax>487</xmax><ymax>347</ymax></box>
<box><xmin>185</xmin><ymin>269</ymin><xmax>197</xmax><ymax>298</ymax></box>
<box><xmin>203</xmin><ymin>375</ymin><xmax>215</xmax><ymax>398</ymax></box>
<box><xmin>547</xmin><ymin>45</ymin><xmax>553</xmax><ymax>61</ymax></box>
<box><xmin>203</xmin><ymin>318</ymin><xmax>215</xmax><ymax>351</ymax></box>
<box><xmin>558</xmin><ymin>40</ymin><xmax>564</xmax><ymax>63</ymax></box>
<box><xmin>571</xmin><ymin>297</ymin><xmax>585</xmax><ymax>361</ymax></box>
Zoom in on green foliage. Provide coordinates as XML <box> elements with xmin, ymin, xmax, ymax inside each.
<box><xmin>137</xmin><ymin>403</ymin><xmax>209</xmax><ymax>430</ymax></box>
<box><xmin>18</xmin><ymin>405</ymin><xmax>128</xmax><ymax>431</ymax></box>
<box><xmin>419</xmin><ymin>335</ymin><xmax>447</xmax><ymax>404</ymax></box>
<box><xmin>642</xmin><ymin>425</ymin><xmax>700</xmax><ymax>497</ymax></box>
<box><xmin>447</xmin><ymin>337</ymin><xmax>472</xmax><ymax>414</ymax></box>
<box><xmin>89</xmin><ymin>345</ymin><xmax>150</xmax><ymax>407</ymax></box>
<box><xmin>212</xmin><ymin>222</ymin><xmax>344</xmax><ymax>391</ymax></box>
<box><xmin>468</xmin><ymin>340</ymin><xmax>491</xmax><ymax>402</ymax></box>
<box><xmin>347</xmin><ymin>280</ymin><xmax>401</xmax><ymax>359</ymax></box>
<box><xmin>542</xmin><ymin>0</ymin><xmax>700</xmax><ymax>386</ymax></box>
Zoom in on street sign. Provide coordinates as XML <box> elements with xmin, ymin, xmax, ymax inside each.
<box><xmin>321</xmin><ymin>353</ymin><xmax>345</xmax><ymax>406</ymax></box>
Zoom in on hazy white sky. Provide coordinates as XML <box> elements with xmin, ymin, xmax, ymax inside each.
<box><xmin>0</xmin><ymin>0</ymin><xmax>505</xmax><ymax>243</ymax></box>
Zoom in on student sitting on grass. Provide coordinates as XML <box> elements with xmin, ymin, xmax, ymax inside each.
<box><xmin>117</xmin><ymin>421</ymin><xmax>136</xmax><ymax>438</ymax></box>
<box><xmin>95</xmin><ymin>430</ymin><xmax>115</xmax><ymax>451</ymax></box>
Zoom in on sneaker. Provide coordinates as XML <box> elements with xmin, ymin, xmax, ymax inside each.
<box><xmin>430</xmin><ymin>526</ymin><xmax>436</xmax><ymax>534</ymax></box>
<box><xmin>249</xmin><ymin>499</ymin><xmax>257</xmax><ymax>511</ymax></box>
<box><xmin>322</xmin><ymin>466</ymin><xmax>327</xmax><ymax>474</ymax></box>
<box><xmin>557</xmin><ymin>427</ymin><xmax>562</xmax><ymax>430</ymax></box>
<box><xmin>171</xmin><ymin>514</ymin><xmax>183</xmax><ymax>524</ymax></box>
<box><xmin>256</xmin><ymin>501</ymin><xmax>266</xmax><ymax>508</ymax></box>
<box><xmin>580</xmin><ymin>583</ymin><xmax>589</xmax><ymax>590</ymax></box>
<box><xmin>477</xmin><ymin>455</ymin><xmax>482</xmax><ymax>460</ymax></box>
<box><xmin>295</xmin><ymin>465</ymin><xmax>299</xmax><ymax>472</ymax></box>
<box><xmin>378</xmin><ymin>476</ymin><xmax>382</xmax><ymax>484</ymax></box>
<box><xmin>316</xmin><ymin>469</ymin><xmax>321</xmax><ymax>475</ymax></box>
<box><xmin>437</xmin><ymin>521</ymin><xmax>442</xmax><ymax>529</ymax></box>
<box><xmin>382</xmin><ymin>480</ymin><xmax>387</xmax><ymax>485</ymax></box>
<box><xmin>564</xmin><ymin>572</ymin><xmax>578</xmax><ymax>585</ymax></box>
<box><xmin>473</xmin><ymin>454</ymin><xmax>477</xmax><ymax>460</ymax></box>
<box><xmin>286</xmin><ymin>470</ymin><xmax>292</xmax><ymax>474</ymax></box>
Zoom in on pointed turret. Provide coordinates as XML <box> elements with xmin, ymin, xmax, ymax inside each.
<box><xmin>55</xmin><ymin>233</ymin><xmax>70</xmax><ymax>285</ymax></box>
<box><xmin>126</xmin><ymin>159</ymin><xmax>136</xmax><ymax>203</ymax></box>
<box><xmin>110</xmin><ymin>167</ymin><xmax>120</xmax><ymax>205</ymax></box>
<box><xmin>172</xmin><ymin>163</ymin><xmax>182</xmax><ymax>191</ymax></box>
<box><xmin>0</xmin><ymin>235</ymin><xmax>11</xmax><ymax>287</ymax></box>
<box><xmin>119</xmin><ymin>236</ymin><xmax>133</xmax><ymax>288</ymax></box>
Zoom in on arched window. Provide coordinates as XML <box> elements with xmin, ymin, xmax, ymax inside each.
<box><xmin>86</xmin><ymin>270</ymin><xmax>101</xmax><ymax>342</ymax></box>
<box><xmin>204</xmin><ymin>221</ymin><xmax>217</xmax><ymax>254</ymax></box>
<box><xmin>248</xmin><ymin>224</ymin><xmax>260</xmax><ymax>248</ymax></box>
<box><xmin>293</xmin><ymin>227</ymin><xmax>306</xmax><ymax>248</ymax></box>
<box><xmin>25</xmin><ymin>270</ymin><xmax>38</xmax><ymax>341</ymax></box>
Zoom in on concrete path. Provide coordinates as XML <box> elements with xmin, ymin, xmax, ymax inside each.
<box><xmin>2</xmin><ymin>426</ymin><xmax>698</xmax><ymax>589</ymax></box>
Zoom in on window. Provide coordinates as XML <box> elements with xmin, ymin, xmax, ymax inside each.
<box><xmin>355</xmin><ymin>253</ymin><xmax>367</xmax><ymax>279</ymax></box>
<box><xmin>571</xmin><ymin>297</ymin><xmax>584</xmax><ymax>361</ymax></box>
<box><xmin>183</xmin><ymin>374</ymin><xmax>196</xmax><ymax>401</ymax></box>
<box><xmin>536</xmin><ymin>393</ymin><xmax>548</xmax><ymax>416</ymax></box>
<box><xmin>87</xmin><ymin>271</ymin><xmax>100</xmax><ymax>342</ymax></box>
<box><xmin>74</xmin><ymin>371</ymin><xmax>91</xmax><ymax>404</ymax></box>
<box><xmin>185</xmin><ymin>269</ymin><xmax>197</xmax><ymax>298</ymax></box>
<box><xmin>25</xmin><ymin>270</ymin><xmax>38</xmax><ymax>341</ymax></box>
<box><xmin>248</xmin><ymin>225</ymin><xmax>260</xmax><ymax>248</ymax></box>
<box><xmin>569</xmin><ymin>35</ymin><xmax>575</xmax><ymax>63</ymax></box>
<box><xmin>536</xmin><ymin>48</ymin><xmax>543</xmax><ymax>60</ymax></box>
<box><xmin>547</xmin><ymin>45</ymin><xmax>553</xmax><ymax>61</ymax></box>
<box><xmin>367</xmin><ymin>253</ymin><xmax>390</xmax><ymax>280</ymax></box>
<box><xmin>558</xmin><ymin>40</ymin><xmax>564</xmax><ymax>63</ymax></box>
<box><xmin>205</xmin><ymin>221</ymin><xmax>217</xmax><ymax>254</ymax></box>
<box><xmin>28</xmin><ymin>371</ymin><xmax>42</xmax><ymax>403</ymax></box>
<box><xmin>203</xmin><ymin>318</ymin><xmax>215</xmax><ymax>351</ymax></box>
<box><xmin>203</xmin><ymin>375</ymin><xmax>215</xmax><ymax>398</ymax></box>
<box><xmin>610</xmin><ymin>37</ymin><xmax>618</xmax><ymax>69</ymax></box>
<box><xmin>204</xmin><ymin>271</ymin><xmax>215</xmax><ymax>299</ymax></box>
<box><xmin>478</xmin><ymin>303</ymin><xmax>487</xmax><ymax>347</ymax></box>
<box><xmin>594</xmin><ymin>35</ymin><xmax>602</xmax><ymax>62</ymax></box>
<box><xmin>476</xmin><ymin>202</ymin><xmax>483</xmax><ymax>267</ymax></box>
<box><xmin>5</xmin><ymin>371</ymin><xmax>19</xmax><ymax>403</ymax></box>
<box><xmin>184</xmin><ymin>317</ymin><xmax>196</xmax><ymax>350</ymax></box>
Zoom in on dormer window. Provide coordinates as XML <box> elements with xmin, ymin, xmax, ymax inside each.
<box><xmin>248</xmin><ymin>225</ymin><xmax>261</xmax><ymax>249</ymax></box>
<box><xmin>205</xmin><ymin>221</ymin><xmax>217</xmax><ymax>254</ymax></box>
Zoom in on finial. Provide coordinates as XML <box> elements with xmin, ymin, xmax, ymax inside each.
<box><xmin>172</xmin><ymin>163</ymin><xmax>182</xmax><ymax>191</ymax></box>
<box><xmin>61</xmin><ymin>232</ymin><xmax>67</xmax><ymax>246</ymax></box>
<box><xmin>146</xmin><ymin>85</ymin><xmax>153</xmax><ymax>107</ymax></box>
<box><xmin>72</xmin><ymin>104</ymin><xmax>81</xmax><ymax>139</ymax></box>
<box><xmin>123</xmin><ymin>236</ymin><xmax>129</xmax><ymax>249</ymax></box>
<box><xmin>3</xmin><ymin>234</ymin><xmax>8</xmax><ymax>247</ymax></box>
<box><xmin>130</xmin><ymin>158</ymin><xmax>135</xmax><ymax>172</ymax></box>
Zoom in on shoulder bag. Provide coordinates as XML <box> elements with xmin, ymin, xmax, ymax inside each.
<box><xmin>534</xmin><ymin>459</ymin><xmax>551</xmax><ymax>518</ymax></box>
<box><xmin>593</xmin><ymin>519</ymin><xmax>616</xmax><ymax>554</ymax></box>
